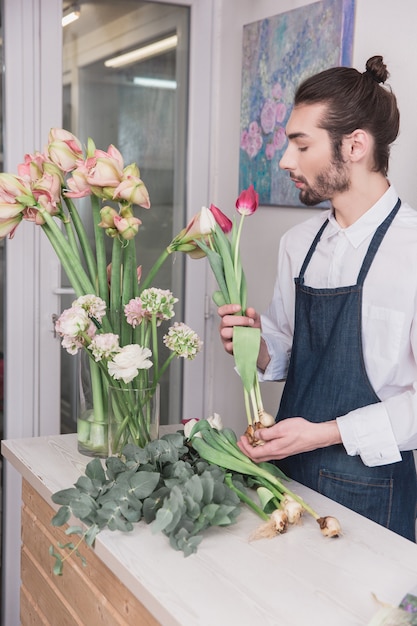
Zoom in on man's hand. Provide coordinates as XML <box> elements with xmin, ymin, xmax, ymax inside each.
<box><xmin>237</xmin><ymin>417</ymin><xmax>342</xmax><ymax>463</ymax></box>
<box><xmin>218</xmin><ymin>304</ymin><xmax>260</xmax><ymax>354</ymax></box>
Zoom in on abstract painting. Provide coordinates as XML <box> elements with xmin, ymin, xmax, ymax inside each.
<box><xmin>239</xmin><ymin>0</ymin><xmax>355</xmax><ymax>207</ymax></box>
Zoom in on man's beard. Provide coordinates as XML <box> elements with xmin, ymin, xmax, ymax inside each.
<box><xmin>299</xmin><ymin>156</ymin><xmax>350</xmax><ymax>206</ymax></box>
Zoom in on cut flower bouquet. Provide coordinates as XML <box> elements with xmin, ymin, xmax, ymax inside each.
<box><xmin>0</xmin><ymin>128</ymin><xmax>224</xmax><ymax>455</ymax></box>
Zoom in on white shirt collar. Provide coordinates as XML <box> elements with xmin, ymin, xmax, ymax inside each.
<box><xmin>325</xmin><ymin>185</ymin><xmax>400</xmax><ymax>248</ymax></box>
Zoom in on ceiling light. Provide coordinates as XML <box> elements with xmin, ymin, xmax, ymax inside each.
<box><xmin>62</xmin><ymin>4</ymin><xmax>80</xmax><ymax>27</ymax></box>
<box><xmin>133</xmin><ymin>77</ymin><xmax>177</xmax><ymax>90</ymax></box>
<box><xmin>105</xmin><ymin>35</ymin><xmax>178</xmax><ymax>69</ymax></box>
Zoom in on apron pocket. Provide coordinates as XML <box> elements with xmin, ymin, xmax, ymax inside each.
<box><xmin>318</xmin><ymin>468</ymin><xmax>393</xmax><ymax>528</ymax></box>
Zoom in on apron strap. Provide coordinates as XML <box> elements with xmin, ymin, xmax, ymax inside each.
<box><xmin>298</xmin><ymin>219</ymin><xmax>329</xmax><ymax>282</ymax></box>
<box><xmin>357</xmin><ymin>198</ymin><xmax>401</xmax><ymax>286</ymax></box>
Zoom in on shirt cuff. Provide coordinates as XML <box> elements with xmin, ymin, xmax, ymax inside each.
<box><xmin>258</xmin><ymin>334</ymin><xmax>288</xmax><ymax>382</ymax></box>
<box><xmin>336</xmin><ymin>403</ymin><xmax>402</xmax><ymax>467</ymax></box>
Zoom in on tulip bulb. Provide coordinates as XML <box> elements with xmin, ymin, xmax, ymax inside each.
<box><xmin>258</xmin><ymin>410</ymin><xmax>275</xmax><ymax>427</ymax></box>
<box><xmin>317</xmin><ymin>516</ymin><xmax>342</xmax><ymax>537</ymax></box>
<box><xmin>249</xmin><ymin>509</ymin><xmax>288</xmax><ymax>540</ymax></box>
<box><xmin>282</xmin><ymin>495</ymin><xmax>304</xmax><ymax>525</ymax></box>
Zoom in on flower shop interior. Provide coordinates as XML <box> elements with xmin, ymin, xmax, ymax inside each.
<box><xmin>1</xmin><ymin>0</ymin><xmax>417</xmax><ymax>624</ymax></box>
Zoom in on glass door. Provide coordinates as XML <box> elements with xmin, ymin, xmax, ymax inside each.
<box><xmin>61</xmin><ymin>1</ymin><xmax>190</xmax><ymax>431</ymax></box>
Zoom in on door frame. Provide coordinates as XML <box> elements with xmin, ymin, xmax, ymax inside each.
<box><xmin>1</xmin><ymin>0</ymin><xmax>213</xmax><ymax>622</ymax></box>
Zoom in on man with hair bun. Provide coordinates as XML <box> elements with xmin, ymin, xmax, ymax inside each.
<box><xmin>218</xmin><ymin>56</ymin><xmax>417</xmax><ymax>541</ymax></box>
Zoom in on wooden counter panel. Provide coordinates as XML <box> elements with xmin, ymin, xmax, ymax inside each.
<box><xmin>21</xmin><ymin>479</ymin><xmax>161</xmax><ymax>626</ymax></box>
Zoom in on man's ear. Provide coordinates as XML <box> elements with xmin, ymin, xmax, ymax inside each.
<box><xmin>344</xmin><ymin>129</ymin><xmax>370</xmax><ymax>162</ymax></box>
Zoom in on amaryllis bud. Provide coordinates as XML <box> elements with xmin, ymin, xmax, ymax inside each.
<box><xmin>236</xmin><ymin>184</ymin><xmax>259</xmax><ymax>216</ymax></box>
<box><xmin>113</xmin><ymin>214</ymin><xmax>142</xmax><ymax>240</ymax></box>
<box><xmin>98</xmin><ymin>206</ymin><xmax>118</xmax><ymax>229</ymax></box>
<box><xmin>209</xmin><ymin>203</ymin><xmax>233</xmax><ymax>233</ymax></box>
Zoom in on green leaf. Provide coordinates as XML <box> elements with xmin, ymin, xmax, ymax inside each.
<box><xmin>51</xmin><ymin>487</ymin><xmax>80</xmax><ymax>506</ymax></box>
<box><xmin>257</xmin><ymin>486</ymin><xmax>275</xmax><ymax>510</ymax></box>
<box><xmin>105</xmin><ymin>456</ymin><xmax>129</xmax><ymax>480</ymax></box>
<box><xmin>152</xmin><ymin>507</ymin><xmax>174</xmax><ymax>533</ymax></box>
<box><xmin>51</xmin><ymin>506</ymin><xmax>71</xmax><ymax>527</ymax></box>
<box><xmin>232</xmin><ymin>326</ymin><xmax>261</xmax><ymax>394</ymax></box>
<box><xmin>212</xmin><ymin>290</ymin><xmax>226</xmax><ymax>306</ymax></box>
<box><xmin>85</xmin><ymin>457</ymin><xmax>106</xmax><ymax>484</ymax></box>
<box><xmin>70</xmin><ymin>494</ymin><xmax>97</xmax><ymax>520</ymax></box>
<box><xmin>184</xmin><ymin>474</ymin><xmax>204</xmax><ymax>503</ymax></box>
<box><xmin>129</xmin><ymin>471</ymin><xmax>160</xmax><ymax>499</ymax></box>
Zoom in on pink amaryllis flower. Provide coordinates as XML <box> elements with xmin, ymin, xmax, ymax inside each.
<box><xmin>236</xmin><ymin>184</ymin><xmax>259</xmax><ymax>216</ymax></box>
<box><xmin>46</xmin><ymin>128</ymin><xmax>84</xmax><ymax>173</ymax></box>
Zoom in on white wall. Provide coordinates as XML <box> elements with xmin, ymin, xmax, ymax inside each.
<box><xmin>203</xmin><ymin>0</ymin><xmax>417</xmax><ymax>432</ymax></box>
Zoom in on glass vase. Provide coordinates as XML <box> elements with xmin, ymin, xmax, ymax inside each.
<box><xmin>108</xmin><ymin>383</ymin><xmax>160</xmax><ymax>455</ymax></box>
<box><xmin>77</xmin><ymin>353</ymin><xmax>108</xmax><ymax>458</ymax></box>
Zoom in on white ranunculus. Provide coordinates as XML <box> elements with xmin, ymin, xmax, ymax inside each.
<box><xmin>107</xmin><ymin>344</ymin><xmax>152</xmax><ymax>383</ymax></box>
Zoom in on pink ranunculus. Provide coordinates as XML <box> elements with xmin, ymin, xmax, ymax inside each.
<box><xmin>260</xmin><ymin>99</ymin><xmax>277</xmax><ymax>134</ymax></box>
<box><xmin>236</xmin><ymin>184</ymin><xmax>259</xmax><ymax>216</ymax></box>
<box><xmin>273</xmin><ymin>126</ymin><xmax>287</xmax><ymax>151</ymax></box>
<box><xmin>47</xmin><ymin>128</ymin><xmax>84</xmax><ymax>172</ymax></box>
<box><xmin>275</xmin><ymin>102</ymin><xmax>287</xmax><ymax>124</ymax></box>
<box><xmin>113</xmin><ymin>176</ymin><xmax>151</xmax><ymax>209</ymax></box>
<box><xmin>124</xmin><ymin>297</ymin><xmax>144</xmax><ymax>328</ymax></box>
<box><xmin>265</xmin><ymin>143</ymin><xmax>276</xmax><ymax>160</ymax></box>
<box><xmin>209</xmin><ymin>204</ymin><xmax>233</xmax><ymax>234</ymax></box>
<box><xmin>113</xmin><ymin>214</ymin><xmax>142</xmax><ymax>240</ymax></box>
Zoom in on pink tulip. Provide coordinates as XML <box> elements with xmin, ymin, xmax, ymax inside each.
<box><xmin>113</xmin><ymin>176</ymin><xmax>151</xmax><ymax>208</ymax></box>
<box><xmin>209</xmin><ymin>204</ymin><xmax>233</xmax><ymax>233</ymax></box>
<box><xmin>235</xmin><ymin>184</ymin><xmax>259</xmax><ymax>216</ymax></box>
<box><xmin>47</xmin><ymin>128</ymin><xmax>84</xmax><ymax>172</ymax></box>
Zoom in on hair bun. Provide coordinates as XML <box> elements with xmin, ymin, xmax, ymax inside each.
<box><xmin>364</xmin><ymin>55</ymin><xmax>389</xmax><ymax>84</ymax></box>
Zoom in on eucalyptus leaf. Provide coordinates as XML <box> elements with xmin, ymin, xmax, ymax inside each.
<box><xmin>51</xmin><ymin>487</ymin><xmax>80</xmax><ymax>505</ymax></box>
<box><xmin>85</xmin><ymin>457</ymin><xmax>106</xmax><ymax>484</ymax></box>
<box><xmin>51</xmin><ymin>506</ymin><xmax>71</xmax><ymax>526</ymax></box>
<box><xmin>129</xmin><ymin>471</ymin><xmax>160</xmax><ymax>499</ymax></box>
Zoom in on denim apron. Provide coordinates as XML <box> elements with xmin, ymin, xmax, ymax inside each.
<box><xmin>277</xmin><ymin>198</ymin><xmax>417</xmax><ymax>540</ymax></box>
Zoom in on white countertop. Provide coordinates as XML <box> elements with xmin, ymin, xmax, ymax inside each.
<box><xmin>2</xmin><ymin>432</ymin><xmax>417</xmax><ymax>626</ymax></box>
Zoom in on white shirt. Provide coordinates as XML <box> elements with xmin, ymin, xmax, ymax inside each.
<box><xmin>260</xmin><ymin>185</ymin><xmax>417</xmax><ymax>467</ymax></box>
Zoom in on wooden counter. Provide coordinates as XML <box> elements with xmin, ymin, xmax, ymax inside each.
<box><xmin>2</xmin><ymin>433</ymin><xmax>417</xmax><ymax>625</ymax></box>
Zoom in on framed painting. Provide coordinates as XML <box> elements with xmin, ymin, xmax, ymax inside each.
<box><xmin>239</xmin><ymin>0</ymin><xmax>355</xmax><ymax>207</ymax></box>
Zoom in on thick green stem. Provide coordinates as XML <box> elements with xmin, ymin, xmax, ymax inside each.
<box><xmin>91</xmin><ymin>195</ymin><xmax>109</xmax><ymax>305</ymax></box>
<box><xmin>121</xmin><ymin>240</ymin><xmax>135</xmax><ymax>346</ymax></box>
<box><xmin>64</xmin><ymin>196</ymin><xmax>98</xmax><ymax>289</ymax></box>
<box><xmin>225</xmin><ymin>474</ymin><xmax>269</xmax><ymax>521</ymax></box>
<box><xmin>40</xmin><ymin>215</ymin><xmax>96</xmax><ymax>296</ymax></box>
<box><xmin>89</xmin><ymin>359</ymin><xmax>105</xmax><ymax>423</ymax></box>
<box><xmin>110</xmin><ymin>238</ymin><xmax>122</xmax><ymax>335</ymax></box>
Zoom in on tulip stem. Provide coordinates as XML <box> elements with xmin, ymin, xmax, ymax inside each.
<box><xmin>139</xmin><ymin>248</ymin><xmax>171</xmax><ymax>293</ymax></box>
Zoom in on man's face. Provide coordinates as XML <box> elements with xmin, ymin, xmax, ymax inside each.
<box><xmin>279</xmin><ymin>103</ymin><xmax>350</xmax><ymax>206</ymax></box>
